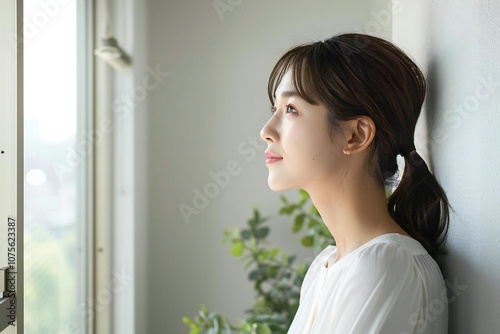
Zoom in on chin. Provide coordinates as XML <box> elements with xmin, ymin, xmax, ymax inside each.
<box><xmin>267</xmin><ymin>177</ymin><xmax>294</xmax><ymax>192</ymax></box>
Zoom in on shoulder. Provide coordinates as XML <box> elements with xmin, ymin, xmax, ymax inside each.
<box><xmin>319</xmin><ymin>235</ymin><xmax>447</xmax><ymax>333</ymax></box>
<box><xmin>346</xmin><ymin>233</ymin><xmax>438</xmax><ymax>287</ymax></box>
<box><xmin>352</xmin><ymin>240</ymin><xmax>412</xmax><ymax>278</ymax></box>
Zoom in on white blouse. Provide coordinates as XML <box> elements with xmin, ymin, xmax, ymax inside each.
<box><xmin>287</xmin><ymin>233</ymin><xmax>448</xmax><ymax>334</ymax></box>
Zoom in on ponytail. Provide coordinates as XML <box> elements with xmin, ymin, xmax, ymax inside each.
<box><xmin>387</xmin><ymin>149</ymin><xmax>450</xmax><ymax>257</ymax></box>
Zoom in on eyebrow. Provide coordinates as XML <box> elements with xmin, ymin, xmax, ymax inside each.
<box><xmin>273</xmin><ymin>90</ymin><xmax>300</xmax><ymax>99</ymax></box>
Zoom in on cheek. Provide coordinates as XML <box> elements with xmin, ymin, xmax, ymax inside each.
<box><xmin>286</xmin><ymin>128</ymin><xmax>345</xmax><ymax>183</ymax></box>
<box><xmin>284</xmin><ymin>123</ymin><xmax>334</xmax><ymax>161</ymax></box>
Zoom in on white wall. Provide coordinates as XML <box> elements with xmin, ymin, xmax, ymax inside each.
<box><xmin>393</xmin><ymin>1</ymin><xmax>500</xmax><ymax>333</ymax></box>
<box><xmin>143</xmin><ymin>0</ymin><xmax>390</xmax><ymax>332</ymax></box>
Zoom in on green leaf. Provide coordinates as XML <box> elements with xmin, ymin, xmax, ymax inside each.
<box><xmin>309</xmin><ymin>204</ymin><xmax>320</xmax><ymax>217</ymax></box>
<box><xmin>319</xmin><ymin>222</ymin><xmax>331</xmax><ymax>235</ymax></box>
<box><xmin>279</xmin><ymin>204</ymin><xmax>296</xmax><ymax>215</ymax></box>
<box><xmin>249</xmin><ymin>218</ymin><xmax>258</xmax><ymax>228</ymax></box>
<box><xmin>307</xmin><ymin>219</ymin><xmax>320</xmax><ymax>228</ymax></box>
<box><xmin>279</xmin><ymin>195</ymin><xmax>289</xmax><ymax>204</ymax></box>
<box><xmin>258</xmin><ymin>251</ymin><xmax>269</xmax><ymax>262</ymax></box>
<box><xmin>297</xmin><ymin>263</ymin><xmax>307</xmax><ymax>275</ymax></box>
<box><xmin>253</xmin><ymin>208</ymin><xmax>261</xmax><ymax>221</ymax></box>
<box><xmin>270</xmin><ymin>247</ymin><xmax>280</xmax><ymax>259</ymax></box>
<box><xmin>256</xmin><ymin>324</ymin><xmax>272</xmax><ymax>334</ymax></box>
<box><xmin>255</xmin><ymin>227</ymin><xmax>269</xmax><ymax>239</ymax></box>
<box><xmin>182</xmin><ymin>316</ymin><xmax>195</xmax><ymax>328</ymax></box>
<box><xmin>231</xmin><ymin>241</ymin><xmax>245</xmax><ymax>257</ymax></box>
<box><xmin>301</xmin><ymin>235</ymin><xmax>314</xmax><ymax>247</ymax></box>
<box><xmin>299</xmin><ymin>188</ymin><xmax>309</xmax><ymax>200</ymax></box>
<box><xmin>249</xmin><ymin>237</ymin><xmax>257</xmax><ymax>251</ymax></box>
<box><xmin>232</xmin><ymin>227</ymin><xmax>240</xmax><ymax>238</ymax></box>
<box><xmin>265</xmin><ymin>265</ymin><xmax>278</xmax><ymax>278</ymax></box>
<box><xmin>248</xmin><ymin>269</ymin><xmax>260</xmax><ymax>281</ymax></box>
<box><xmin>240</xmin><ymin>229</ymin><xmax>252</xmax><ymax>240</ymax></box>
<box><xmin>292</xmin><ymin>214</ymin><xmax>305</xmax><ymax>233</ymax></box>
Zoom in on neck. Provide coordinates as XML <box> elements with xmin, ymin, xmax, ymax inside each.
<box><xmin>305</xmin><ymin>171</ymin><xmax>408</xmax><ymax>262</ymax></box>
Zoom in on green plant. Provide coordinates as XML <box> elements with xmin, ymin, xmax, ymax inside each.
<box><xmin>183</xmin><ymin>189</ymin><xmax>335</xmax><ymax>334</ymax></box>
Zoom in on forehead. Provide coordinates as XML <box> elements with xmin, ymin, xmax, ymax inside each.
<box><xmin>275</xmin><ymin>70</ymin><xmax>298</xmax><ymax>98</ymax></box>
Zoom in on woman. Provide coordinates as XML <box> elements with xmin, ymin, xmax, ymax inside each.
<box><xmin>260</xmin><ymin>33</ymin><xmax>449</xmax><ymax>333</ymax></box>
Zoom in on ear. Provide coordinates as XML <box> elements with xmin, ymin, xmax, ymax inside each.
<box><xmin>342</xmin><ymin>116</ymin><xmax>376</xmax><ymax>155</ymax></box>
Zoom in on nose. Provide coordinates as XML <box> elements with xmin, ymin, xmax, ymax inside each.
<box><xmin>260</xmin><ymin>117</ymin><xmax>278</xmax><ymax>143</ymax></box>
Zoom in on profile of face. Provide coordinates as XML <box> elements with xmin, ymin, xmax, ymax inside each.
<box><xmin>260</xmin><ymin>70</ymin><xmax>348</xmax><ymax>192</ymax></box>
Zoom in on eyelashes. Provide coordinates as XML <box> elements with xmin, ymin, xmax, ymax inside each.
<box><xmin>270</xmin><ymin>104</ymin><xmax>298</xmax><ymax>115</ymax></box>
<box><xmin>286</xmin><ymin>105</ymin><xmax>298</xmax><ymax>114</ymax></box>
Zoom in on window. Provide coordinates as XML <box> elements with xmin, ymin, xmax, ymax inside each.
<box><xmin>24</xmin><ymin>1</ymin><xmax>90</xmax><ymax>332</ymax></box>
<box><xmin>2</xmin><ymin>1</ymin><xmax>134</xmax><ymax>332</ymax></box>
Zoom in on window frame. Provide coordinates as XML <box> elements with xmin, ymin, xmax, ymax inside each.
<box><xmin>91</xmin><ymin>0</ymin><xmax>113</xmax><ymax>333</ymax></box>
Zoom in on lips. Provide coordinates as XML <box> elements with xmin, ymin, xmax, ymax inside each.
<box><xmin>265</xmin><ymin>151</ymin><xmax>283</xmax><ymax>165</ymax></box>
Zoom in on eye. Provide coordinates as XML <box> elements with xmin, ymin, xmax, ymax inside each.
<box><xmin>286</xmin><ymin>104</ymin><xmax>298</xmax><ymax>114</ymax></box>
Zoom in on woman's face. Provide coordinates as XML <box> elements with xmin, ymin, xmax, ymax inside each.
<box><xmin>260</xmin><ymin>70</ymin><xmax>347</xmax><ymax>192</ymax></box>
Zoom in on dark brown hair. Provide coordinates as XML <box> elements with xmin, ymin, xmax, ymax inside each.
<box><xmin>267</xmin><ymin>33</ymin><xmax>449</xmax><ymax>257</ymax></box>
